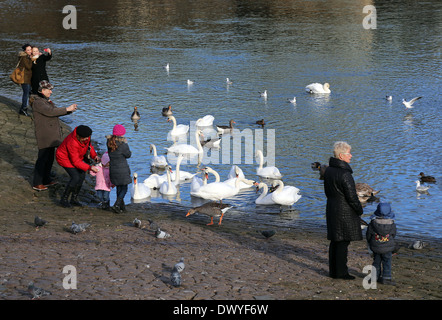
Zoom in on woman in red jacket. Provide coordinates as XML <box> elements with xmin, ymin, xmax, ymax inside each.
<box><xmin>56</xmin><ymin>125</ymin><xmax>100</xmax><ymax>207</ymax></box>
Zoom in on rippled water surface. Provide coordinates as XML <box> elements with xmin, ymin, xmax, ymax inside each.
<box><xmin>1</xmin><ymin>0</ymin><xmax>441</xmax><ymax>238</ymax></box>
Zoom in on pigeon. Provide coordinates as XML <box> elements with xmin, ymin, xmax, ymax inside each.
<box><xmin>70</xmin><ymin>222</ymin><xmax>90</xmax><ymax>234</ymax></box>
<box><xmin>28</xmin><ymin>282</ymin><xmax>52</xmax><ymax>300</ymax></box>
<box><xmin>170</xmin><ymin>267</ymin><xmax>181</xmax><ymax>287</ymax></box>
<box><xmin>402</xmin><ymin>96</ymin><xmax>422</xmax><ymax>109</ymax></box>
<box><xmin>155</xmin><ymin>227</ymin><xmax>171</xmax><ymax>239</ymax></box>
<box><xmin>147</xmin><ymin>219</ymin><xmax>160</xmax><ymax>230</ymax></box>
<box><xmin>409</xmin><ymin>240</ymin><xmax>426</xmax><ymax>250</ymax></box>
<box><xmin>257</xmin><ymin>230</ymin><xmax>276</xmax><ymax>239</ymax></box>
<box><xmin>34</xmin><ymin>216</ymin><xmax>47</xmax><ymax>227</ymax></box>
<box><xmin>133</xmin><ymin>218</ymin><xmax>142</xmax><ymax>228</ymax></box>
<box><xmin>174</xmin><ymin>257</ymin><xmax>185</xmax><ymax>273</ymax></box>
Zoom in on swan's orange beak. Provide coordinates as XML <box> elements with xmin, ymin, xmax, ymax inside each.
<box><xmin>134</xmin><ymin>177</ymin><xmax>137</xmax><ymax>184</ymax></box>
<box><xmin>186</xmin><ymin>210</ymin><xmax>191</xmax><ymax>217</ymax></box>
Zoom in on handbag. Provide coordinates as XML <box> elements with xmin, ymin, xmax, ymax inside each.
<box><xmin>10</xmin><ymin>60</ymin><xmax>25</xmax><ymax>84</ymax></box>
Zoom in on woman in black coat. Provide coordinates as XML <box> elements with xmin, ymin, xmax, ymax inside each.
<box><xmin>323</xmin><ymin>141</ymin><xmax>363</xmax><ymax>280</ymax></box>
<box><xmin>31</xmin><ymin>47</ymin><xmax>52</xmax><ymax>94</ymax></box>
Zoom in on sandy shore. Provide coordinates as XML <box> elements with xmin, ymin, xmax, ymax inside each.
<box><xmin>0</xmin><ymin>96</ymin><xmax>440</xmax><ymax>301</ymax></box>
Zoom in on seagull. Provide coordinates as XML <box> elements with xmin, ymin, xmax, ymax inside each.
<box><xmin>287</xmin><ymin>97</ymin><xmax>296</xmax><ymax>104</ymax></box>
<box><xmin>409</xmin><ymin>240</ymin><xmax>426</xmax><ymax>250</ymax></box>
<box><xmin>259</xmin><ymin>90</ymin><xmax>268</xmax><ymax>99</ymax></box>
<box><xmin>415</xmin><ymin>180</ymin><xmax>430</xmax><ymax>193</ymax></box>
<box><xmin>170</xmin><ymin>266</ymin><xmax>181</xmax><ymax>287</ymax></box>
<box><xmin>187</xmin><ymin>79</ymin><xmax>194</xmax><ymax>85</ymax></box>
<box><xmin>155</xmin><ymin>227</ymin><xmax>171</xmax><ymax>239</ymax></box>
<box><xmin>70</xmin><ymin>222</ymin><xmax>90</xmax><ymax>234</ymax></box>
<box><xmin>226</xmin><ymin>78</ymin><xmax>233</xmax><ymax>85</ymax></box>
<box><xmin>386</xmin><ymin>95</ymin><xmax>393</xmax><ymax>101</ymax></box>
<box><xmin>133</xmin><ymin>218</ymin><xmax>142</xmax><ymax>228</ymax></box>
<box><xmin>174</xmin><ymin>257</ymin><xmax>185</xmax><ymax>273</ymax></box>
<box><xmin>34</xmin><ymin>216</ymin><xmax>47</xmax><ymax>227</ymax></box>
<box><xmin>402</xmin><ymin>96</ymin><xmax>422</xmax><ymax>108</ymax></box>
<box><xmin>164</xmin><ymin>63</ymin><xmax>170</xmax><ymax>72</ymax></box>
<box><xmin>257</xmin><ymin>230</ymin><xmax>276</xmax><ymax>239</ymax></box>
<box><xmin>28</xmin><ymin>282</ymin><xmax>52</xmax><ymax>300</ymax></box>
<box><xmin>131</xmin><ymin>106</ymin><xmax>140</xmax><ymax>120</ymax></box>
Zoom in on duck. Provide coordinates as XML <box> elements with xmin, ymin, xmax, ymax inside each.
<box><xmin>402</xmin><ymin>96</ymin><xmax>422</xmax><ymax>109</ymax></box>
<box><xmin>191</xmin><ymin>167</ymin><xmax>254</xmax><ymax>202</ymax></box>
<box><xmin>131</xmin><ymin>106</ymin><xmax>140</xmax><ymax>120</ymax></box>
<box><xmin>256</xmin><ymin>119</ymin><xmax>265</xmax><ymax>127</ymax></box>
<box><xmin>311</xmin><ymin>161</ymin><xmax>328</xmax><ymax>180</ymax></box>
<box><xmin>255</xmin><ymin>149</ymin><xmax>283</xmax><ymax>179</ymax></box>
<box><xmin>150</xmin><ymin>144</ymin><xmax>168</xmax><ymax>169</ymax></box>
<box><xmin>415</xmin><ymin>180</ymin><xmax>430</xmax><ymax>193</ymax></box>
<box><xmin>130</xmin><ymin>173</ymin><xmax>151</xmax><ymax>200</ymax></box>
<box><xmin>166</xmin><ymin>129</ymin><xmax>203</xmax><ymax>155</ymax></box>
<box><xmin>159</xmin><ymin>165</ymin><xmax>178</xmax><ymax>195</ymax></box>
<box><xmin>270</xmin><ymin>180</ymin><xmax>301</xmax><ymax>206</ymax></box>
<box><xmin>305</xmin><ymin>82</ymin><xmax>331</xmax><ymax>94</ymax></box>
<box><xmin>201</xmin><ymin>136</ymin><xmax>221</xmax><ymax>149</ymax></box>
<box><xmin>162</xmin><ymin>105</ymin><xmax>173</xmax><ymax>116</ymax></box>
<box><xmin>195</xmin><ymin>115</ymin><xmax>215</xmax><ymax>127</ymax></box>
<box><xmin>419</xmin><ymin>172</ymin><xmax>436</xmax><ymax>183</ymax></box>
<box><xmin>216</xmin><ymin>119</ymin><xmax>236</xmax><ymax>135</ymax></box>
<box><xmin>355</xmin><ymin>183</ymin><xmax>380</xmax><ymax>202</ymax></box>
<box><xmin>167</xmin><ymin>116</ymin><xmax>189</xmax><ymax>136</ymax></box>
<box><xmin>255</xmin><ymin>182</ymin><xmax>277</xmax><ymax>205</ymax></box>
<box><xmin>186</xmin><ymin>201</ymin><xmax>233</xmax><ymax>226</ymax></box>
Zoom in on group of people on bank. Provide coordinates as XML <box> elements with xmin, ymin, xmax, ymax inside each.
<box><xmin>15</xmin><ymin>43</ymin><xmax>398</xmax><ymax>286</ymax></box>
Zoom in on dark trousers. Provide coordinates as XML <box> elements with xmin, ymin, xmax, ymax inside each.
<box><xmin>115</xmin><ymin>185</ymin><xmax>128</xmax><ymax>199</ymax></box>
<box><xmin>33</xmin><ymin>147</ymin><xmax>55</xmax><ymax>186</ymax></box>
<box><xmin>21</xmin><ymin>83</ymin><xmax>31</xmax><ymax>111</ymax></box>
<box><xmin>329</xmin><ymin>240</ymin><xmax>350</xmax><ymax>278</ymax></box>
<box><xmin>63</xmin><ymin>167</ymin><xmax>86</xmax><ymax>188</ymax></box>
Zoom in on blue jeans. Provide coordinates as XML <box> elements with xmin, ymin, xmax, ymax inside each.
<box><xmin>21</xmin><ymin>83</ymin><xmax>31</xmax><ymax>111</ymax></box>
<box><xmin>373</xmin><ymin>252</ymin><xmax>392</xmax><ymax>280</ymax></box>
<box><xmin>96</xmin><ymin>190</ymin><xmax>110</xmax><ymax>203</ymax></box>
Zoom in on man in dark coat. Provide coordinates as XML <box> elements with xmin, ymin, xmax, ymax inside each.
<box><xmin>323</xmin><ymin>141</ymin><xmax>363</xmax><ymax>280</ymax></box>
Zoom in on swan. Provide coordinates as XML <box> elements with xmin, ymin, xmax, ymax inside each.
<box><xmin>150</xmin><ymin>144</ymin><xmax>168</xmax><ymax>168</ymax></box>
<box><xmin>402</xmin><ymin>96</ymin><xmax>422</xmax><ymax>109</ymax></box>
<box><xmin>255</xmin><ymin>150</ymin><xmax>283</xmax><ymax>179</ymax></box>
<box><xmin>305</xmin><ymin>83</ymin><xmax>331</xmax><ymax>94</ymax></box>
<box><xmin>167</xmin><ymin>115</ymin><xmax>189</xmax><ymax>136</ymax></box>
<box><xmin>224</xmin><ymin>165</ymin><xmax>253</xmax><ymax>190</ymax></box>
<box><xmin>271</xmin><ymin>180</ymin><xmax>301</xmax><ymax>206</ymax></box>
<box><xmin>415</xmin><ymin>180</ymin><xmax>430</xmax><ymax>193</ymax></box>
<box><xmin>216</xmin><ymin>119</ymin><xmax>235</xmax><ymax>135</ymax></box>
<box><xmin>195</xmin><ymin>115</ymin><xmax>215</xmax><ymax>127</ymax></box>
<box><xmin>190</xmin><ymin>172</ymin><xmax>207</xmax><ymax>194</ymax></box>
<box><xmin>255</xmin><ymin>182</ymin><xmax>277</xmax><ymax>205</ymax></box>
<box><xmin>143</xmin><ymin>166</ymin><xmax>172</xmax><ymax>189</ymax></box>
<box><xmin>166</xmin><ymin>129</ymin><xmax>203</xmax><ymax>155</ymax></box>
<box><xmin>159</xmin><ymin>165</ymin><xmax>178</xmax><ymax>195</ymax></box>
<box><xmin>162</xmin><ymin>105</ymin><xmax>172</xmax><ymax>116</ymax></box>
<box><xmin>131</xmin><ymin>107</ymin><xmax>140</xmax><ymax>120</ymax></box>
<box><xmin>191</xmin><ymin>167</ymin><xmax>254</xmax><ymax>202</ymax></box>
<box><xmin>130</xmin><ymin>173</ymin><xmax>151</xmax><ymax>200</ymax></box>
<box><xmin>171</xmin><ymin>153</ymin><xmax>197</xmax><ymax>185</ymax></box>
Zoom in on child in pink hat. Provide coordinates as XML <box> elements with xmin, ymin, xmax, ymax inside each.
<box><xmin>90</xmin><ymin>151</ymin><xmax>113</xmax><ymax>210</ymax></box>
<box><xmin>107</xmin><ymin>124</ymin><xmax>131</xmax><ymax>213</ymax></box>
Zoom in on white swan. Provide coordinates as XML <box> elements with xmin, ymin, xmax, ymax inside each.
<box><xmin>143</xmin><ymin>165</ymin><xmax>172</xmax><ymax>189</ymax></box>
<box><xmin>305</xmin><ymin>83</ymin><xmax>331</xmax><ymax>94</ymax></box>
<box><xmin>166</xmin><ymin>129</ymin><xmax>203</xmax><ymax>155</ymax></box>
<box><xmin>159</xmin><ymin>165</ymin><xmax>178</xmax><ymax>195</ymax></box>
<box><xmin>195</xmin><ymin>115</ymin><xmax>215</xmax><ymax>127</ymax></box>
<box><xmin>190</xmin><ymin>172</ymin><xmax>207</xmax><ymax>194</ymax></box>
<box><xmin>255</xmin><ymin>182</ymin><xmax>277</xmax><ymax>205</ymax></box>
<box><xmin>255</xmin><ymin>150</ymin><xmax>283</xmax><ymax>179</ymax></box>
<box><xmin>171</xmin><ymin>154</ymin><xmax>197</xmax><ymax>185</ymax></box>
<box><xmin>271</xmin><ymin>180</ymin><xmax>301</xmax><ymax>206</ymax></box>
<box><xmin>167</xmin><ymin>116</ymin><xmax>189</xmax><ymax>136</ymax></box>
<box><xmin>191</xmin><ymin>167</ymin><xmax>254</xmax><ymax>201</ymax></box>
<box><xmin>150</xmin><ymin>144</ymin><xmax>168</xmax><ymax>168</ymax></box>
<box><xmin>224</xmin><ymin>165</ymin><xmax>254</xmax><ymax>190</ymax></box>
<box><xmin>130</xmin><ymin>173</ymin><xmax>151</xmax><ymax>200</ymax></box>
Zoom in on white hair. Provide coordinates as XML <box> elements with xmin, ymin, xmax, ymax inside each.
<box><xmin>333</xmin><ymin>141</ymin><xmax>351</xmax><ymax>158</ymax></box>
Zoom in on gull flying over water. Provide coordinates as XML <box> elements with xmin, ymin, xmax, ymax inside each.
<box><xmin>402</xmin><ymin>96</ymin><xmax>421</xmax><ymax>109</ymax></box>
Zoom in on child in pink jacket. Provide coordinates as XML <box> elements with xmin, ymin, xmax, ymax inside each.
<box><xmin>90</xmin><ymin>152</ymin><xmax>113</xmax><ymax>210</ymax></box>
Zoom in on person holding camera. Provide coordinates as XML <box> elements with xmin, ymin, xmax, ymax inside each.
<box><xmin>31</xmin><ymin>46</ymin><xmax>52</xmax><ymax>94</ymax></box>
<box><xmin>56</xmin><ymin>125</ymin><xmax>100</xmax><ymax>207</ymax></box>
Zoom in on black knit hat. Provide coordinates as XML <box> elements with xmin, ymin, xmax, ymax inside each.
<box><xmin>76</xmin><ymin>125</ymin><xmax>92</xmax><ymax>138</ymax></box>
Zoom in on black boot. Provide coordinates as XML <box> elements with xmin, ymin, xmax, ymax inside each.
<box><xmin>70</xmin><ymin>186</ymin><xmax>84</xmax><ymax>207</ymax></box>
<box><xmin>111</xmin><ymin>198</ymin><xmax>123</xmax><ymax>213</ymax></box>
<box><xmin>60</xmin><ymin>187</ymin><xmax>73</xmax><ymax>208</ymax></box>
<box><xmin>102</xmin><ymin>200</ymin><xmax>110</xmax><ymax>211</ymax></box>
<box><xmin>120</xmin><ymin>199</ymin><xmax>127</xmax><ymax>213</ymax></box>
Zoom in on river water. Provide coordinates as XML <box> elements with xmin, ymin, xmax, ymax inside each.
<box><xmin>0</xmin><ymin>0</ymin><xmax>441</xmax><ymax>238</ymax></box>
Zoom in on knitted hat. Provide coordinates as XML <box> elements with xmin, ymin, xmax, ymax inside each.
<box><xmin>371</xmin><ymin>203</ymin><xmax>395</xmax><ymax>220</ymax></box>
<box><xmin>76</xmin><ymin>125</ymin><xmax>92</xmax><ymax>138</ymax></box>
<box><xmin>38</xmin><ymin>80</ymin><xmax>54</xmax><ymax>91</ymax></box>
<box><xmin>113</xmin><ymin>124</ymin><xmax>126</xmax><ymax>136</ymax></box>
<box><xmin>101</xmin><ymin>152</ymin><xmax>110</xmax><ymax>166</ymax></box>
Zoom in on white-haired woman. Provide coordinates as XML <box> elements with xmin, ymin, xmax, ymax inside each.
<box><xmin>323</xmin><ymin>141</ymin><xmax>363</xmax><ymax>280</ymax></box>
